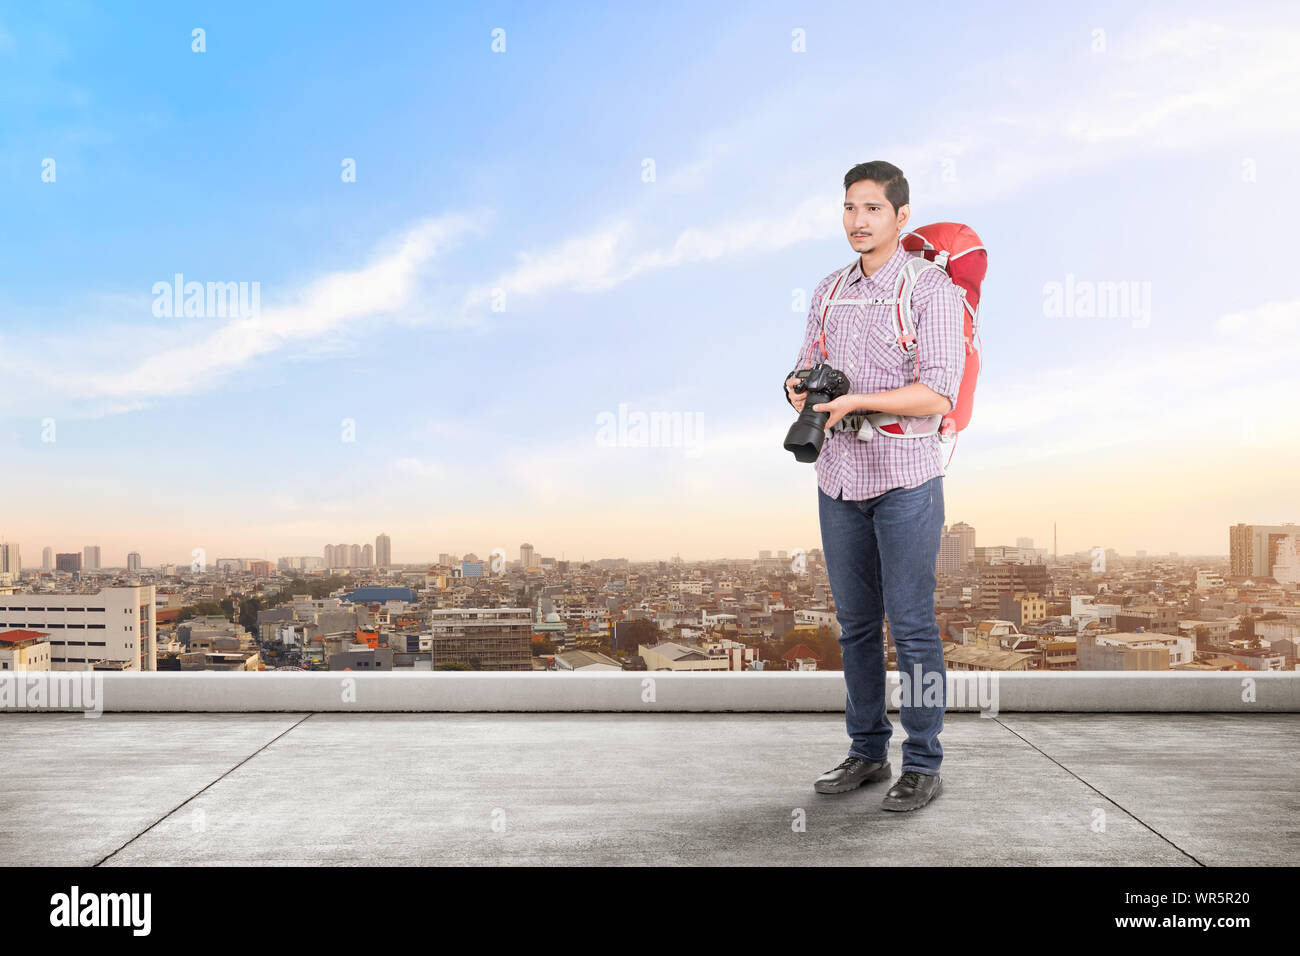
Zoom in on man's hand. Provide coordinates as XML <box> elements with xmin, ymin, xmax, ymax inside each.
<box><xmin>784</xmin><ymin>376</ymin><xmax>807</xmax><ymax>413</ymax></box>
<box><xmin>812</xmin><ymin>395</ymin><xmax>861</xmax><ymax>430</ymax></box>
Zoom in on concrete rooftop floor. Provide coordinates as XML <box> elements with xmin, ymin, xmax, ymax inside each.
<box><xmin>1</xmin><ymin>711</ymin><xmax>1296</xmax><ymax>866</ymax></box>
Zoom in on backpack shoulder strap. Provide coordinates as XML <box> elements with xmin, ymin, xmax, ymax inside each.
<box><xmin>892</xmin><ymin>256</ymin><xmax>951</xmax><ymax>370</ymax></box>
<box><xmin>805</xmin><ymin>262</ymin><xmax>859</xmax><ymax>365</ymax></box>
<box><xmin>818</xmin><ymin>261</ymin><xmax>863</xmax><ymax>320</ymax></box>
<box><xmin>823</xmin><ymin>261</ymin><xmax>901</xmax><ymax>309</ymax></box>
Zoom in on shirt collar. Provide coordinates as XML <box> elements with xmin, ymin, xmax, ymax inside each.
<box><xmin>843</xmin><ymin>241</ymin><xmax>910</xmax><ymax>292</ymax></box>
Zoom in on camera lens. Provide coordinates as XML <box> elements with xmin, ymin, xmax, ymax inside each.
<box><xmin>784</xmin><ymin>392</ymin><xmax>832</xmax><ymax>462</ymax></box>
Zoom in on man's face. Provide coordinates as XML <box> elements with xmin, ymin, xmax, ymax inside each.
<box><xmin>843</xmin><ymin>179</ymin><xmax>909</xmax><ymax>256</ymax></box>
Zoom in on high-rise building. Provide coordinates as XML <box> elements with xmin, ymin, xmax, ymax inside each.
<box><xmin>0</xmin><ymin>585</ymin><xmax>157</xmax><ymax>670</ymax></box>
<box><xmin>324</xmin><ymin>542</ymin><xmax>381</xmax><ymax>569</ymax></box>
<box><xmin>938</xmin><ymin>532</ymin><xmax>963</xmax><ymax>575</ymax></box>
<box><xmin>376</xmin><ymin>533</ymin><xmax>391</xmax><ymax>567</ymax></box>
<box><xmin>975</xmin><ymin>545</ymin><xmax>1043</xmax><ymax>565</ymax></box>
<box><xmin>126</xmin><ymin>552</ymin><xmax>141</xmax><ymax>572</ymax></box>
<box><xmin>42</xmin><ymin>547</ymin><xmax>52</xmax><ymax>570</ymax></box>
<box><xmin>520</xmin><ymin>543</ymin><xmax>535</xmax><ymax>570</ymax></box>
<box><xmin>83</xmin><ymin>546</ymin><xmax>101</xmax><ymax>570</ymax></box>
<box><xmin>426</xmin><ymin>608</ymin><xmax>533</xmax><ymax>670</ymax></box>
<box><xmin>976</xmin><ymin>564</ymin><xmax>1050</xmax><ymax>613</ymax></box>
<box><xmin>0</xmin><ymin>542</ymin><xmax>19</xmax><ymax>575</ymax></box>
<box><xmin>1229</xmin><ymin>523</ymin><xmax>1299</xmax><ymax>580</ymax></box>
<box><xmin>280</xmin><ymin>555</ymin><xmax>325</xmax><ymax>571</ymax></box>
<box><xmin>948</xmin><ymin>522</ymin><xmax>976</xmax><ymax>568</ymax></box>
<box><xmin>1272</xmin><ymin>535</ymin><xmax>1300</xmax><ymax>586</ymax></box>
<box><xmin>55</xmin><ymin>552</ymin><xmax>81</xmax><ymax>572</ymax></box>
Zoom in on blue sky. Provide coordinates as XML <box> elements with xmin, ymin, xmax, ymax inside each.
<box><xmin>1</xmin><ymin>0</ymin><xmax>1298</xmax><ymax>565</ymax></box>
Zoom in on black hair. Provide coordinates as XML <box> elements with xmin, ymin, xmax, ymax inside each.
<box><xmin>843</xmin><ymin>161</ymin><xmax>909</xmax><ymax>214</ymax></box>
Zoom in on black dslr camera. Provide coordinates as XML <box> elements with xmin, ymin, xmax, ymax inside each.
<box><xmin>783</xmin><ymin>363</ymin><xmax>851</xmax><ymax>462</ymax></box>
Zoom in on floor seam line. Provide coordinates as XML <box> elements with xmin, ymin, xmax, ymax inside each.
<box><xmin>991</xmin><ymin>716</ymin><xmax>1206</xmax><ymax>866</ymax></box>
<box><xmin>92</xmin><ymin>713</ymin><xmax>316</xmax><ymax>867</ymax></box>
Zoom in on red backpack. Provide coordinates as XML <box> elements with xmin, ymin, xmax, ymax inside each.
<box><xmin>816</xmin><ymin>222</ymin><xmax>986</xmax><ymax>471</ymax></box>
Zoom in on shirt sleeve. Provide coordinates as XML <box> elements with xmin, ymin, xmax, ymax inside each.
<box><xmin>910</xmin><ymin>268</ymin><xmax>966</xmax><ymax>412</ymax></box>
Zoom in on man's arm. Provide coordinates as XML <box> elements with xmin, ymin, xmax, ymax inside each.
<box><xmin>786</xmin><ymin>280</ymin><xmax>829</xmax><ymax>408</ymax></box>
<box><xmin>842</xmin><ymin>269</ymin><xmax>965</xmax><ymax>416</ymax></box>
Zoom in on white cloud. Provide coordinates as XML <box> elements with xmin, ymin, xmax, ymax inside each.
<box><xmin>3</xmin><ymin>214</ymin><xmax>480</xmax><ymax>415</ymax></box>
<box><xmin>952</xmin><ymin>295</ymin><xmax>1300</xmax><ymax>466</ymax></box>
<box><xmin>457</xmin><ymin>17</ymin><xmax>1300</xmax><ymax>312</ymax></box>
<box><xmin>463</xmin><ymin>195</ymin><xmax>828</xmax><ymax>307</ymax></box>
<box><xmin>1215</xmin><ymin>297</ymin><xmax>1300</xmax><ymax>335</ymax></box>
<box><xmin>1055</xmin><ymin>20</ymin><xmax>1299</xmax><ymax>146</ymax></box>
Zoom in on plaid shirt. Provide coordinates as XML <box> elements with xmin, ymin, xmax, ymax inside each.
<box><xmin>793</xmin><ymin>241</ymin><xmax>965</xmax><ymax>500</ymax></box>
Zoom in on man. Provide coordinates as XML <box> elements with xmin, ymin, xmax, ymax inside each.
<box><xmin>785</xmin><ymin>161</ymin><xmax>965</xmax><ymax>812</ymax></box>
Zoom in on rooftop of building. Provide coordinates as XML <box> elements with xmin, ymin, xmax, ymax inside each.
<box><xmin>0</xmin><ymin>629</ymin><xmax>51</xmax><ymax>643</ymax></box>
<box><xmin>1</xmin><ymin>707</ymin><xmax>1293</xmax><ymax>866</ymax></box>
<box><xmin>0</xmin><ymin>671</ymin><xmax>1295</xmax><ymax>866</ymax></box>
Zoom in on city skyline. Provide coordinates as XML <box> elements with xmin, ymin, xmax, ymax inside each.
<box><xmin>0</xmin><ymin>529</ymin><xmax>1253</xmax><ymax>569</ymax></box>
<box><xmin>2</xmin><ymin>3</ymin><xmax>1297</xmax><ymax>561</ymax></box>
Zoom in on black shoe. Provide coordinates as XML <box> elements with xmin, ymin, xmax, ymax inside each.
<box><xmin>880</xmin><ymin>770</ymin><xmax>943</xmax><ymax>811</ymax></box>
<box><xmin>813</xmin><ymin>755</ymin><xmax>892</xmax><ymax>794</ymax></box>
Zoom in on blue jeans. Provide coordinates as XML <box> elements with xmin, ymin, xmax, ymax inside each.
<box><xmin>817</xmin><ymin>475</ymin><xmax>947</xmax><ymax>775</ymax></box>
